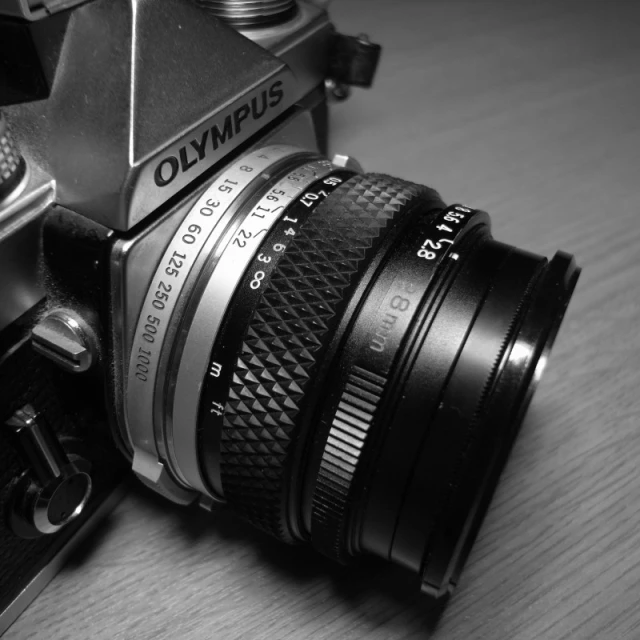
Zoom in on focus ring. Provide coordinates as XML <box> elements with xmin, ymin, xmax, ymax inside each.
<box><xmin>219</xmin><ymin>173</ymin><xmax>429</xmax><ymax>541</ymax></box>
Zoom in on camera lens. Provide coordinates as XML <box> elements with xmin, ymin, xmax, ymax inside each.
<box><xmin>128</xmin><ymin>145</ymin><xmax>579</xmax><ymax>595</ymax></box>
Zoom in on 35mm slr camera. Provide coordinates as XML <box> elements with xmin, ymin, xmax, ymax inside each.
<box><xmin>0</xmin><ymin>0</ymin><xmax>580</xmax><ymax>632</ymax></box>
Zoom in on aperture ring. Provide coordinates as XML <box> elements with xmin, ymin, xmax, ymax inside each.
<box><xmin>311</xmin><ymin>205</ymin><xmax>487</xmax><ymax>562</ymax></box>
<box><xmin>219</xmin><ymin>173</ymin><xmax>432</xmax><ymax>542</ymax></box>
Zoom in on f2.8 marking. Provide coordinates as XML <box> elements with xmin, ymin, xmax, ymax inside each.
<box><xmin>417</xmin><ymin>206</ymin><xmax>471</xmax><ymax>260</ymax></box>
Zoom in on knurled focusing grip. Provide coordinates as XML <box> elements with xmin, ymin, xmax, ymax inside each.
<box><xmin>219</xmin><ymin>174</ymin><xmax>439</xmax><ymax>542</ymax></box>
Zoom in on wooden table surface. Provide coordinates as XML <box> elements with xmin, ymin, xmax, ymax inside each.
<box><xmin>7</xmin><ymin>1</ymin><xmax>640</xmax><ymax>638</ymax></box>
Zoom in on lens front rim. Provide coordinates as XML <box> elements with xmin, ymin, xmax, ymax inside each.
<box><xmin>419</xmin><ymin>251</ymin><xmax>581</xmax><ymax>597</ymax></box>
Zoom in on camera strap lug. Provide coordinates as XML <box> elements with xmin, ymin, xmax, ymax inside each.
<box><xmin>328</xmin><ymin>32</ymin><xmax>382</xmax><ymax>89</ymax></box>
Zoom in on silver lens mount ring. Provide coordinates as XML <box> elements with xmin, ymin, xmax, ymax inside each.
<box><xmin>125</xmin><ymin>145</ymin><xmax>310</xmax><ymax>495</ymax></box>
<box><xmin>170</xmin><ymin>155</ymin><xmax>340</xmax><ymax>500</ymax></box>
<box><xmin>156</xmin><ymin>147</ymin><xmax>320</xmax><ymax>491</ymax></box>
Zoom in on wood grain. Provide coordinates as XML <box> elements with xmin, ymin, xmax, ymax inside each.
<box><xmin>7</xmin><ymin>1</ymin><xmax>640</xmax><ymax>638</ymax></box>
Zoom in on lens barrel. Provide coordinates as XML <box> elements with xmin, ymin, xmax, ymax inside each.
<box><xmin>186</xmin><ymin>168</ymin><xmax>580</xmax><ymax>595</ymax></box>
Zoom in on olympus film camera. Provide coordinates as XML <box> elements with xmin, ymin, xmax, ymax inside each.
<box><xmin>0</xmin><ymin>0</ymin><xmax>581</xmax><ymax>632</ymax></box>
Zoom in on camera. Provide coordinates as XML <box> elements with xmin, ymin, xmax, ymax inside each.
<box><xmin>0</xmin><ymin>0</ymin><xmax>581</xmax><ymax>632</ymax></box>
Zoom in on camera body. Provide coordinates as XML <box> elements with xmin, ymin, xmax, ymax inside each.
<box><xmin>0</xmin><ymin>0</ymin><xmax>365</xmax><ymax>630</ymax></box>
<box><xmin>0</xmin><ymin>0</ymin><xmax>582</xmax><ymax>634</ymax></box>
